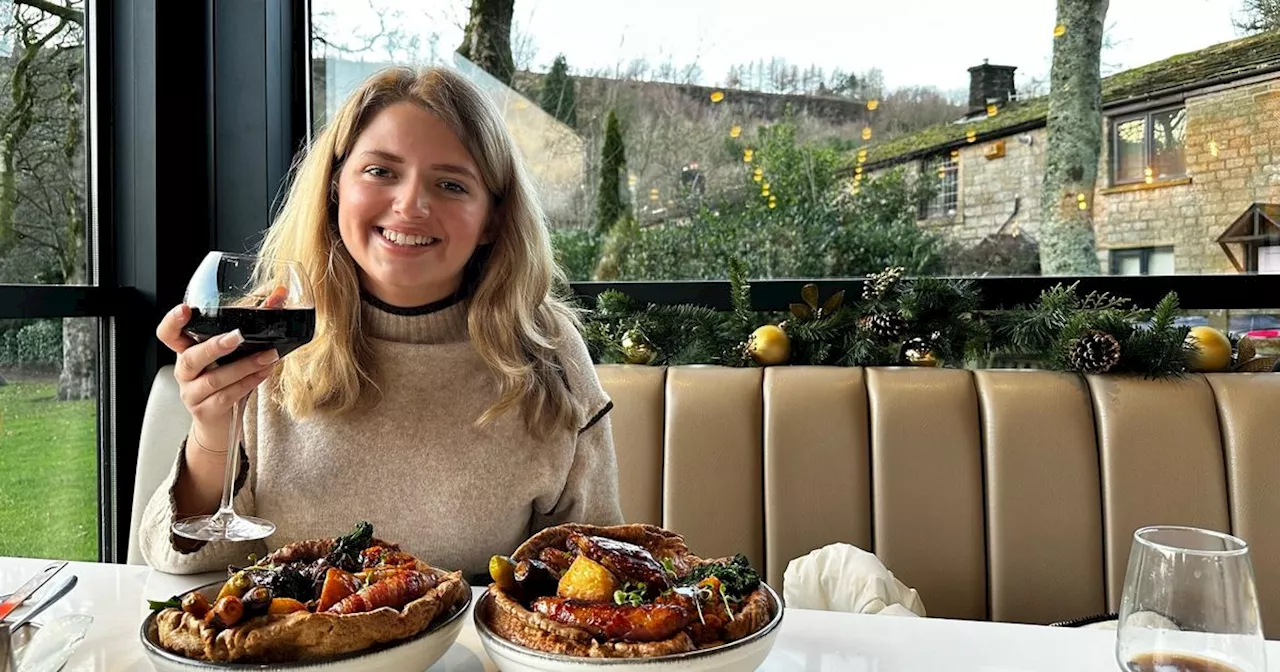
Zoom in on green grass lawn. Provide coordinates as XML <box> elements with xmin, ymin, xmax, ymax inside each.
<box><xmin>0</xmin><ymin>376</ymin><xmax>98</xmax><ymax>560</ymax></box>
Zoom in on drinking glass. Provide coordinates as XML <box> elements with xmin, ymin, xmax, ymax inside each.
<box><xmin>170</xmin><ymin>251</ymin><xmax>316</xmax><ymax>542</ymax></box>
<box><xmin>1117</xmin><ymin>525</ymin><xmax>1267</xmax><ymax>672</ymax></box>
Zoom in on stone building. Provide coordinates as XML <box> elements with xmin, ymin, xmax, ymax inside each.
<box><xmin>862</xmin><ymin>31</ymin><xmax>1280</xmax><ymax>276</ymax></box>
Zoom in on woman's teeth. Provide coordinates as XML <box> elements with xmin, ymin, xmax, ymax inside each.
<box><xmin>378</xmin><ymin>228</ymin><xmax>438</xmax><ymax>247</ymax></box>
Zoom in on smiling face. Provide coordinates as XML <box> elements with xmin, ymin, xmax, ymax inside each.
<box><xmin>335</xmin><ymin>101</ymin><xmax>493</xmax><ymax>308</ymax></box>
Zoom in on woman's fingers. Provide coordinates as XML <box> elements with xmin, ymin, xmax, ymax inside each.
<box><xmin>260</xmin><ymin>285</ymin><xmax>289</xmax><ymax>309</ymax></box>
<box><xmin>180</xmin><ymin>348</ymin><xmax>279</xmax><ymax>409</ymax></box>
<box><xmin>192</xmin><ymin>367</ymin><xmax>272</xmax><ymax>420</ymax></box>
<box><xmin>156</xmin><ymin>304</ymin><xmax>196</xmax><ymax>354</ymax></box>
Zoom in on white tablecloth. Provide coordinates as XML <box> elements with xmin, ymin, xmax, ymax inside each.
<box><xmin>2</xmin><ymin>557</ymin><xmax>1275</xmax><ymax>671</ymax></box>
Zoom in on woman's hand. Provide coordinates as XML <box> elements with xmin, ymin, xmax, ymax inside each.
<box><xmin>156</xmin><ymin>303</ymin><xmax>279</xmax><ymax>434</ymax></box>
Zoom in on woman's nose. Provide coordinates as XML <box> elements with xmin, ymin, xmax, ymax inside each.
<box><xmin>393</xmin><ymin>182</ymin><xmax>430</xmax><ymax>219</ymax></box>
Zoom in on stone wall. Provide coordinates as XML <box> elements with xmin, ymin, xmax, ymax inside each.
<box><xmin>1093</xmin><ymin>80</ymin><xmax>1280</xmax><ymax>273</ymax></box>
<box><xmin>872</xmin><ymin>75</ymin><xmax>1280</xmax><ymax>275</ymax></box>
<box><xmin>876</xmin><ymin>128</ymin><xmax>1049</xmax><ymax>248</ymax></box>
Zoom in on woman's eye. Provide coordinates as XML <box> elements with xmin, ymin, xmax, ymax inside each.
<box><xmin>363</xmin><ymin>166</ymin><xmax>393</xmax><ymax>178</ymax></box>
<box><xmin>440</xmin><ymin>181</ymin><xmax>468</xmax><ymax>194</ymax></box>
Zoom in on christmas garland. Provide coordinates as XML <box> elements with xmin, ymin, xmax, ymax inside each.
<box><xmin>579</xmin><ymin>264</ymin><xmax>1280</xmax><ymax>376</ymax></box>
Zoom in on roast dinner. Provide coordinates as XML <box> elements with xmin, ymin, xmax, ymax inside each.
<box><xmin>478</xmin><ymin>523</ymin><xmax>780</xmax><ymax>659</ymax></box>
<box><xmin>144</xmin><ymin>522</ymin><xmax>469</xmax><ymax>664</ymax></box>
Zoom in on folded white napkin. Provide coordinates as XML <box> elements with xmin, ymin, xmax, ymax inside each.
<box><xmin>783</xmin><ymin>543</ymin><xmax>926</xmax><ymax>617</ymax></box>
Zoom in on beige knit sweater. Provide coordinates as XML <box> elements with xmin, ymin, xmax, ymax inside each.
<box><xmin>139</xmin><ymin>295</ymin><xmax>623</xmax><ymax>579</ymax></box>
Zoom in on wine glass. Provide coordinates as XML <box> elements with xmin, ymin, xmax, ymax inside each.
<box><xmin>1116</xmin><ymin>525</ymin><xmax>1267</xmax><ymax>672</ymax></box>
<box><xmin>171</xmin><ymin>251</ymin><xmax>316</xmax><ymax>542</ymax></box>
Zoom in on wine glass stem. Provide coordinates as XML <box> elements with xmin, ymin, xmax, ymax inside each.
<box><xmin>212</xmin><ymin>395</ymin><xmax>247</xmax><ymax>526</ymax></box>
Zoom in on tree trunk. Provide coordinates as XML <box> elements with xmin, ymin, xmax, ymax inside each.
<box><xmin>1039</xmin><ymin>0</ymin><xmax>1109</xmax><ymax>275</ymax></box>
<box><xmin>57</xmin><ymin>317</ymin><xmax>94</xmax><ymax>400</ymax></box>
<box><xmin>457</xmin><ymin>0</ymin><xmax>515</xmax><ymax>84</ymax></box>
<box><xmin>57</xmin><ymin>46</ymin><xmax>92</xmax><ymax>401</ymax></box>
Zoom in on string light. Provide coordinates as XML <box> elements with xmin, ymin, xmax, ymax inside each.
<box><xmin>710</xmin><ymin>90</ymin><xmax>725</xmax><ymax>103</ymax></box>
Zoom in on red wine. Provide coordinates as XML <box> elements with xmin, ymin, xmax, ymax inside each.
<box><xmin>1127</xmin><ymin>652</ymin><xmax>1245</xmax><ymax>672</ymax></box>
<box><xmin>185</xmin><ymin>307</ymin><xmax>316</xmax><ymax>366</ymax></box>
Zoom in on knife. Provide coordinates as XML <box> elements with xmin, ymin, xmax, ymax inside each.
<box><xmin>0</xmin><ymin>562</ymin><xmax>66</xmax><ymax>622</ymax></box>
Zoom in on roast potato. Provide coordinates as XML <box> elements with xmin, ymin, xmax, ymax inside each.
<box><xmin>556</xmin><ymin>554</ymin><xmax>617</xmax><ymax>602</ymax></box>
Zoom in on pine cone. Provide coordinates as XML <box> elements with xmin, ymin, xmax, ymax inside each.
<box><xmin>862</xmin><ymin>266</ymin><xmax>905</xmax><ymax>300</ymax></box>
<box><xmin>1068</xmin><ymin>331</ymin><xmax>1121</xmax><ymax>375</ymax></box>
<box><xmin>861</xmin><ymin>311</ymin><xmax>907</xmax><ymax>341</ymax></box>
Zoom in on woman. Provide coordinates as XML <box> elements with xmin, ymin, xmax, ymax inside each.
<box><xmin>140</xmin><ymin>66</ymin><xmax>623</xmax><ymax>578</ymax></box>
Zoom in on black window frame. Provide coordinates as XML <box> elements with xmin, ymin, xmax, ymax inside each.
<box><xmin>1110</xmin><ymin>105</ymin><xmax>1187</xmax><ymax>186</ymax></box>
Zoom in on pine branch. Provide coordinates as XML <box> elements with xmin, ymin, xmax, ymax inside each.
<box><xmin>727</xmin><ymin>257</ymin><xmax>753</xmax><ymax>330</ymax></box>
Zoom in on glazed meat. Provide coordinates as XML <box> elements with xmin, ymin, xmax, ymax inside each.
<box><xmin>326</xmin><ymin>570</ymin><xmax>438</xmax><ymax>614</ymax></box>
<box><xmin>569</xmin><ymin>534</ymin><xmax>671</xmax><ymax>593</ymax></box>
<box><xmin>532</xmin><ymin>597</ymin><xmax>690</xmax><ymax>642</ymax></box>
<box><xmin>538</xmin><ymin>547</ymin><xmax>575</xmax><ymax>575</ymax></box>
<box><xmin>656</xmin><ymin>580</ymin><xmax>732</xmax><ymax>645</ymax></box>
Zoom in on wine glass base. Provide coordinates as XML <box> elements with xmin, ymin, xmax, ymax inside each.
<box><xmin>172</xmin><ymin>514</ymin><xmax>276</xmax><ymax>542</ymax></box>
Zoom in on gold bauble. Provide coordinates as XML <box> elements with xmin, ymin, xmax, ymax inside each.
<box><xmin>747</xmin><ymin>324</ymin><xmax>791</xmax><ymax>366</ymax></box>
<box><xmin>1186</xmin><ymin>326</ymin><xmax>1232</xmax><ymax>372</ymax></box>
<box><xmin>620</xmin><ymin>328</ymin><xmax>657</xmax><ymax>365</ymax></box>
<box><xmin>903</xmin><ymin>338</ymin><xmax>941</xmax><ymax>367</ymax></box>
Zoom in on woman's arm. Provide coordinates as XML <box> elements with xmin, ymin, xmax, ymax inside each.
<box><xmin>138</xmin><ymin>391</ymin><xmax>267</xmax><ymax>573</ymax></box>
<box><xmin>534</xmin><ymin>406</ymin><xmax>625</xmax><ymax>529</ymax></box>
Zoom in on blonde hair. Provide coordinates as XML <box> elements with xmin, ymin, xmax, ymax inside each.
<box><xmin>258</xmin><ymin>66</ymin><xmax>580</xmax><ymax>439</ymax></box>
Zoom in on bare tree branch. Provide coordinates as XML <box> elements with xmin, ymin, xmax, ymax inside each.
<box><xmin>1235</xmin><ymin>0</ymin><xmax>1280</xmax><ymax>32</ymax></box>
<box><xmin>14</xmin><ymin>0</ymin><xmax>83</xmax><ymax>26</ymax></box>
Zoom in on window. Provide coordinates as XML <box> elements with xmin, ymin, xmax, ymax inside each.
<box><xmin>917</xmin><ymin>151</ymin><xmax>959</xmax><ymax>220</ymax></box>
<box><xmin>1259</xmin><ymin>245</ymin><xmax>1280</xmax><ymax>274</ymax></box>
<box><xmin>306</xmin><ymin>1</ymin><xmax>1280</xmax><ymax>284</ymax></box>
<box><xmin>0</xmin><ymin>318</ymin><xmax>100</xmax><ymax>560</ymax></box>
<box><xmin>0</xmin><ymin>3</ymin><xmax>90</xmax><ymax>286</ymax></box>
<box><xmin>1111</xmin><ymin>107</ymin><xmax>1186</xmax><ymax>185</ymax></box>
<box><xmin>1111</xmin><ymin>247</ymin><xmax>1175</xmax><ymax>275</ymax></box>
<box><xmin>0</xmin><ymin>0</ymin><xmax>102</xmax><ymax>561</ymax></box>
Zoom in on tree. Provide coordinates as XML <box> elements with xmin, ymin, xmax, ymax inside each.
<box><xmin>1039</xmin><ymin>0</ymin><xmax>1109</xmax><ymax>275</ymax></box>
<box><xmin>595</xmin><ymin>109</ymin><xmax>628</xmax><ymax>233</ymax></box>
<box><xmin>539</xmin><ymin>54</ymin><xmax>577</xmax><ymax>128</ymax></box>
<box><xmin>1235</xmin><ymin>0</ymin><xmax>1280</xmax><ymax>32</ymax></box>
<box><xmin>457</xmin><ymin>0</ymin><xmax>515</xmax><ymax>84</ymax></box>
<box><xmin>0</xmin><ymin>0</ymin><xmax>93</xmax><ymax>400</ymax></box>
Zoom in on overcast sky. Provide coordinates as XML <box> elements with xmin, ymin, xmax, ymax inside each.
<box><xmin>314</xmin><ymin>0</ymin><xmax>1248</xmax><ymax>94</ymax></box>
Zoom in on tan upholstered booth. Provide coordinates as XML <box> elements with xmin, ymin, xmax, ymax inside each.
<box><xmin>596</xmin><ymin>365</ymin><xmax>1280</xmax><ymax>634</ymax></box>
<box><xmin>132</xmin><ymin>365</ymin><xmax>1280</xmax><ymax>634</ymax></box>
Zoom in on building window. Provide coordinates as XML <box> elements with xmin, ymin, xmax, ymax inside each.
<box><xmin>917</xmin><ymin>151</ymin><xmax>959</xmax><ymax>219</ymax></box>
<box><xmin>1258</xmin><ymin>245</ymin><xmax>1280</xmax><ymax>274</ymax></box>
<box><xmin>1111</xmin><ymin>107</ymin><xmax>1186</xmax><ymax>185</ymax></box>
<box><xmin>1111</xmin><ymin>246</ymin><xmax>1175</xmax><ymax>275</ymax></box>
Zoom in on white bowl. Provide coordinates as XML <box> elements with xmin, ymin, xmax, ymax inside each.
<box><xmin>140</xmin><ymin>579</ymin><xmax>471</xmax><ymax>672</ymax></box>
<box><xmin>473</xmin><ymin>584</ymin><xmax>784</xmax><ymax>672</ymax></box>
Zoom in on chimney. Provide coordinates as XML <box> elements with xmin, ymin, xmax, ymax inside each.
<box><xmin>968</xmin><ymin>60</ymin><xmax>1017</xmax><ymax>113</ymax></box>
